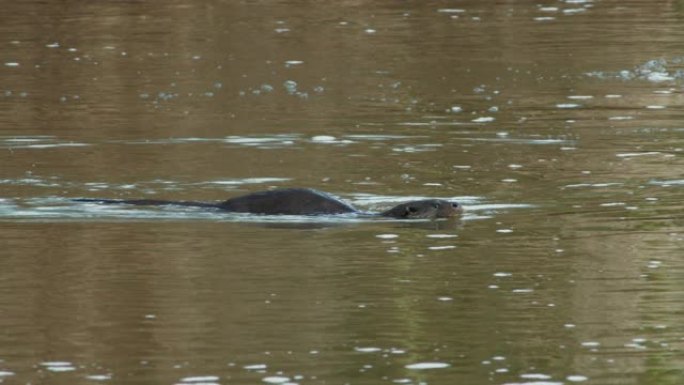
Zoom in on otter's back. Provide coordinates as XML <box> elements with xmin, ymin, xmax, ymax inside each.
<box><xmin>219</xmin><ymin>188</ymin><xmax>356</xmax><ymax>215</ymax></box>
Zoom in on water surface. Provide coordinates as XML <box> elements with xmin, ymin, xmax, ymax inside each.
<box><xmin>2</xmin><ymin>1</ymin><xmax>684</xmax><ymax>384</ymax></box>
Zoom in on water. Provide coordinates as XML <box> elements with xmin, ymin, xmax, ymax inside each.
<box><xmin>2</xmin><ymin>1</ymin><xmax>684</xmax><ymax>384</ymax></box>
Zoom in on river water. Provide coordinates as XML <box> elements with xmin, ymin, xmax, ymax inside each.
<box><xmin>1</xmin><ymin>1</ymin><xmax>684</xmax><ymax>384</ymax></box>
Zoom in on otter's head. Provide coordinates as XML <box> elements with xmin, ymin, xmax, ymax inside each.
<box><xmin>381</xmin><ymin>199</ymin><xmax>462</xmax><ymax>219</ymax></box>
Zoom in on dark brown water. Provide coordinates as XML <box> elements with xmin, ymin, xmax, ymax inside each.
<box><xmin>2</xmin><ymin>1</ymin><xmax>684</xmax><ymax>384</ymax></box>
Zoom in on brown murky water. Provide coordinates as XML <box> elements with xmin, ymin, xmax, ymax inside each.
<box><xmin>2</xmin><ymin>1</ymin><xmax>684</xmax><ymax>384</ymax></box>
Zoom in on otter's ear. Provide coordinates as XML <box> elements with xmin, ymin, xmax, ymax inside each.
<box><xmin>404</xmin><ymin>206</ymin><xmax>418</xmax><ymax>217</ymax></box>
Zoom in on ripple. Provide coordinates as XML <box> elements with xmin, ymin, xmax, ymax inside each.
<box><xmin>197</xmin><ymin>178</ymin><xmax>291</xmax><ymax>186</ymax></box>
<box><xmin>428</xmin><ymin>245</ymin><xmax>456</xmax><ymax>250</ymax></box>
<box><xmin>41</xmin><ymin>361</ymin><xmax>76</xmax><ymax>372</ymax></box>
<box><xmin>616</xmin><ymin>152</ymin><xmax>661</xmax><ymax>157</ymax></box>
<box><xmin>351</xmin><ymin>193</ymin><xmax>480</xmax><ymax>206</ymax></box>
<box><xmin>86</xmin><ymin>374</ymin><xmax>112</xmax><ymax>381</ymax></box>
<box><xmin>562</xmin><ymin>182</ymin><xmax>623</xmax><ymax>189</ymax></box>
<box><xmin>345</xmin><ymin>134</ymin><xmax>419</xmax><ymax>141</ymax></box>
<box><xmin>472</xmin><ymin>116</ymin><xmax>495</xmax><ymax>123</ymax></box>
<box><xmin>224</xmin><ymin>135</ymin><xmax>298</xmax><ymax>147</ymax></box>
<box><xmin>376</xmin><ymin>234</ymin><xmax>399</xmax><ymax>239</ymax></box>
<box><xmin>180</xmin><ymin>376</ymin><xmax>220</xmax><ymax>382</ymax></box>
<box><xmin>649</xmin><ymin>179</ymin><xmax>684</xmax><ymax>186</ymax></box>
<box><xmin>521</xmin><ymin>374</ymin><xmax>552</xmax><ymax>380</ymax></box>
<box><xmin>465</xmin><ymin>203</ymin><xmax>534</xmax><ymax>211</ymax></box>
<box><xmin>503</xmin><ymin>382</ymin><xmax>562</xmax><ymax>385</ymax></box>
<box><xmin>512</xmin><ymin>288</ymin><xmax>534</xmax><ymax>293</ymax></box>
<box><xmin>391</xmin><ymin>144</ymin><xmax>442</xmax><ymax>153</ymax></box>
<box><xmin>586</xmin><ymin>57</ymin><xmax>684</xmax><ymax>82</ymax></box>
<box><xmin>310</xmin><ymin>135</ymin><xmax>353</xmax><ymax>144</ymax></box>
<box><xmin>405</xmin><ymin>362</ymin><xmax>450</xmax><ymax>370</ymax></box>
<box><xmin>354</xmin><ymin>346</ymin><xmax>382</xmax><ymax>353</ymax></box>
<box><xmin>464</xmin><ymin>137</ymin><xmax>570</xmax><ymax>145</ymax></box>
<box><xmin>392</xmin><ymin>379</ymin><xmax>412</xmax><ymax>384</ymax></box>
<box><xmin>262</xmin><ymin>376</ymin><xmax>291</xmax><ymax>384</ymax></box>
<box><xmin>0</xmin><ymin>136</ymin><xmax>89</xmax><ymax>149</ymax></box>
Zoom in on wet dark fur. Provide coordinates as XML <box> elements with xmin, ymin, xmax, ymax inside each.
<box><xmin>73</xmin><ymin>188</ymin><xmax>462</xmax><ymax>219</ymax></box>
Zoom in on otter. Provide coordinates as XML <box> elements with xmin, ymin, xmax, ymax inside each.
<box><xmin>73</xmin><ymin>188</ymin><xmax>462</xmax><ymax>219</ymax></box>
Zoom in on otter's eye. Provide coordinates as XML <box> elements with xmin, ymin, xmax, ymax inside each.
<box><xmin>451</xmin><ymin>202</ymin><xmax>459</xmax><ymax>208</ymax></box>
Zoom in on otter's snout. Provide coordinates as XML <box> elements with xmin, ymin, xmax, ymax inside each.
<box><xmin>437</xmin><ymin>201</ymin><xmax>462</xmax><ymax>218</ymax></box>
